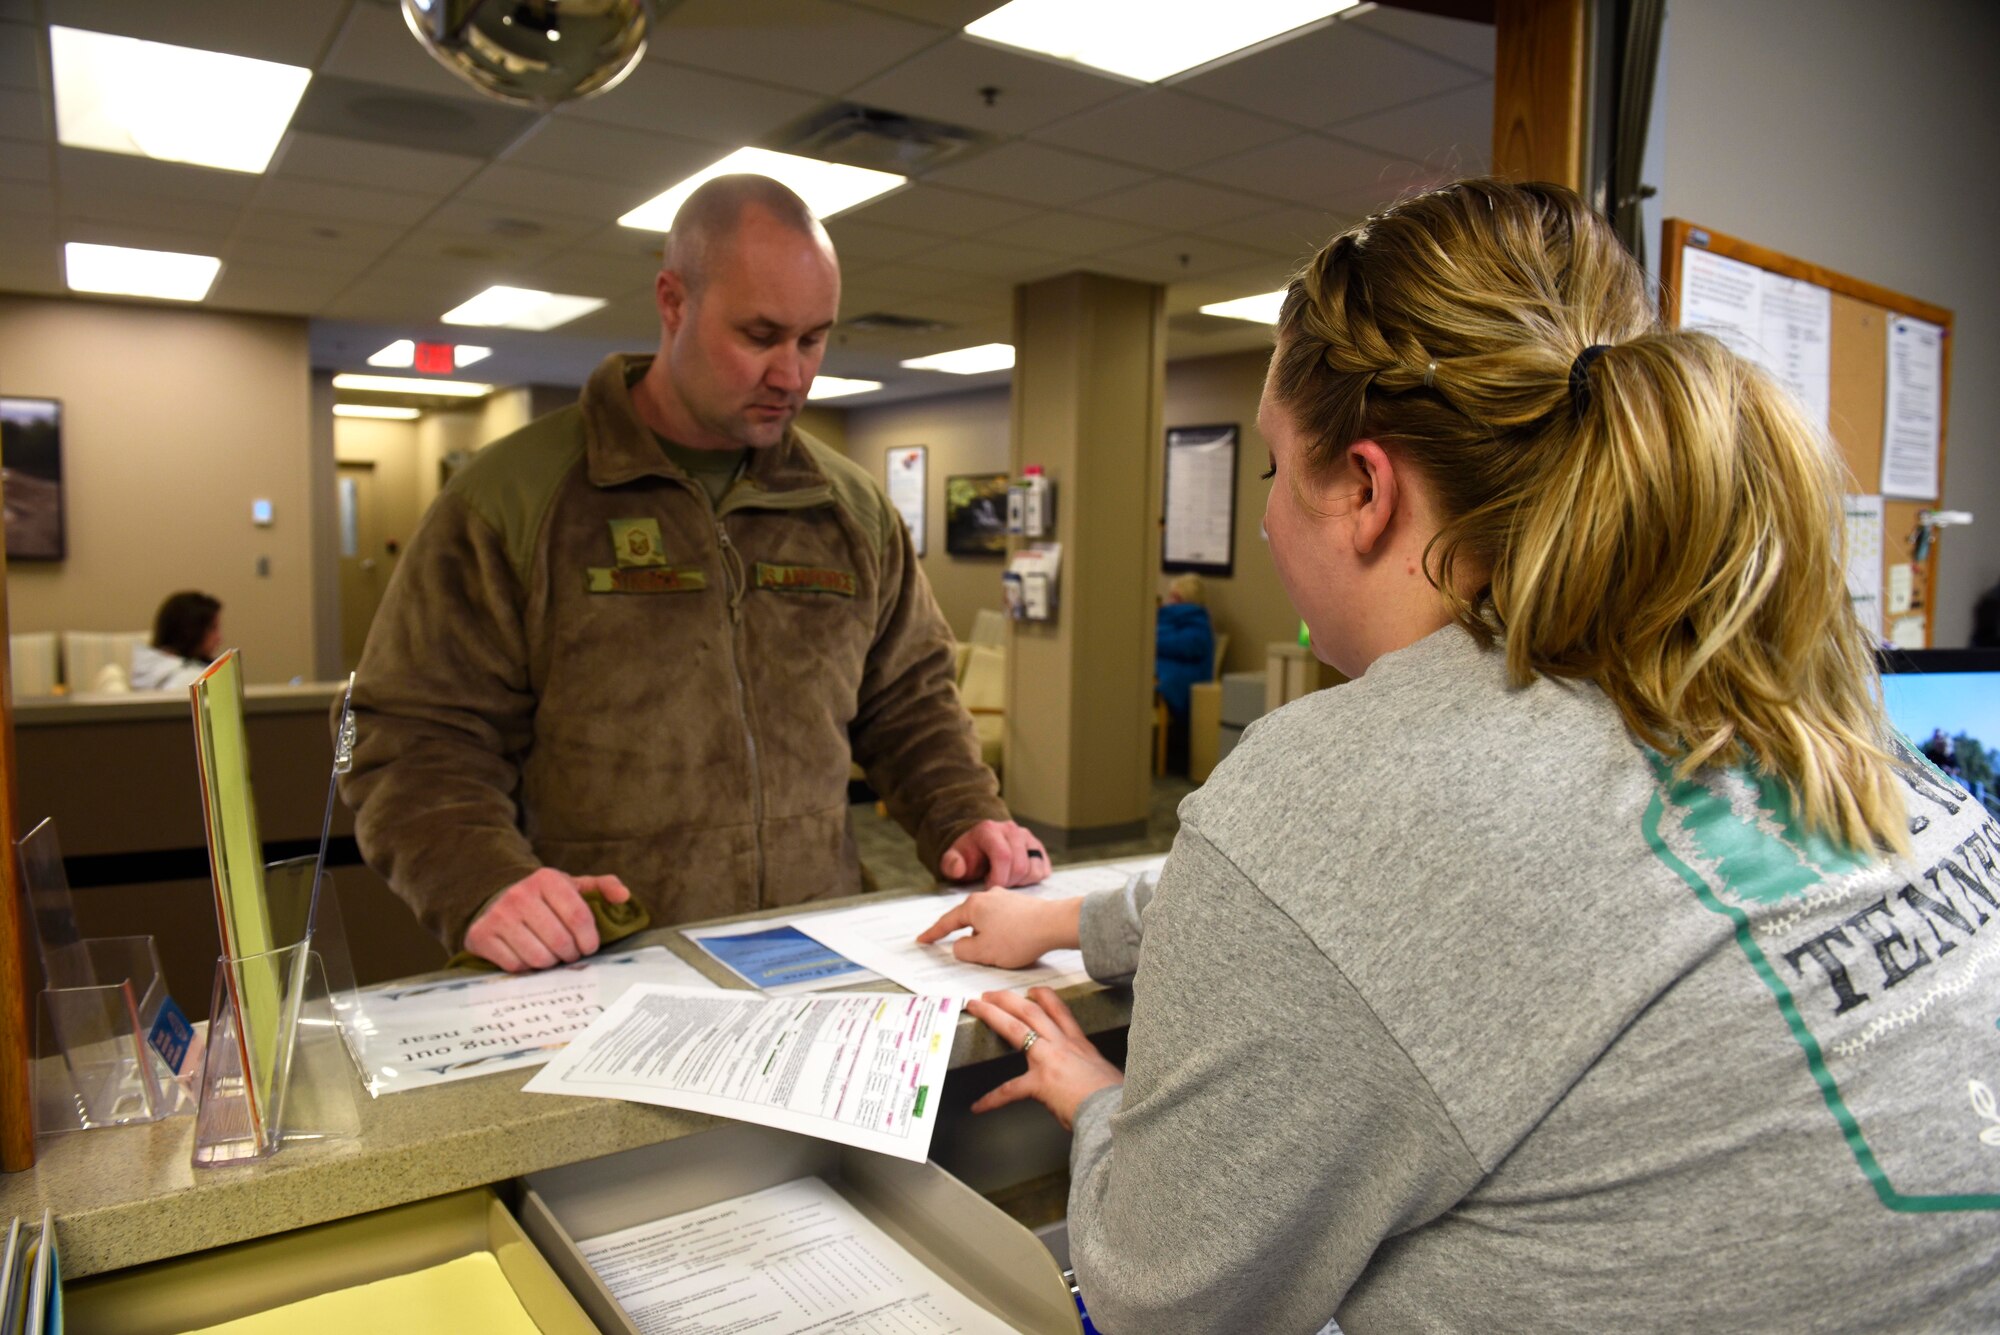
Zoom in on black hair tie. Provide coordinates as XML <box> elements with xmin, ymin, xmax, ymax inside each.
<box><xmin>1569</xmin><ymin>344</ymin><xmax>1609</xmax><ymax>419</ymax></box>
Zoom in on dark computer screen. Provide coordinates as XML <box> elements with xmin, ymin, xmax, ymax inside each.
<box><xmin>1878</xmin><ymin>648</ymin><xmax>2000</xmax><ymax>808</ymax></box>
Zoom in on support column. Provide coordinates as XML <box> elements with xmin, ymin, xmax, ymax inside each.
<box><xmin>1002</xmin><ymin>272</ymin><xmax>1165</xmax><ymax>850</ymax></box>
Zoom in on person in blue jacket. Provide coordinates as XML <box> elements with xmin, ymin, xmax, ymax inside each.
<box><xmin>1155</xmin><ymin>573</ymin><xmax>1215</xmax><ymax>771</ymax></box>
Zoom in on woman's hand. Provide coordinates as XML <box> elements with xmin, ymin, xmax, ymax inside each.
<box><xmin>915</xmin><ymin>891</ymin><xmax>1082</xmax><ymax>969</ymax></box>
<box><xmin>965</xmin><ymin>987</ymin><xmax>1123</xmax><ymax>1131</ymax></box>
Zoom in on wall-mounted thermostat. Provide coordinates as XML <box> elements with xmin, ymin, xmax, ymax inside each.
<box><xmin>251</xmin><ymin>498</ymin><xmax>274</xmax><ymax>526</ymax></box>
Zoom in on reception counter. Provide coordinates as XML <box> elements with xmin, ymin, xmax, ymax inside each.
<box><xmin>0</xmin><ymin>885</ymin><xmax>1133</xmax><ymax>1281</ymax></box>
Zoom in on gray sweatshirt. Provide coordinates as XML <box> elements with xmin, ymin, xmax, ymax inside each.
<box><xmin>1069</xmin><ymin>626</ymin><xmax>1999</xmax><ymax>1334</ymax></box>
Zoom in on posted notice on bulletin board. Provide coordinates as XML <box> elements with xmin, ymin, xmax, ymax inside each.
<box><xmin>1163</xmin><ymin>424</ymin><xmax>1238</xmax><ymax>576</ymax></box>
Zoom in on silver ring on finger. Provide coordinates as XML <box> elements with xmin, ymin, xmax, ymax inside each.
<box><xmin>1019</xmin><ymin>1028</ymin><xmax>1040</xmax><ymax>1053</ymax></box>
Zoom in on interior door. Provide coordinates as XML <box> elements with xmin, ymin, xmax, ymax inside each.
<box><xmin>337</xmin><ymin>461</ymin><xmax>388</xmax><ymax>672</ymax></box>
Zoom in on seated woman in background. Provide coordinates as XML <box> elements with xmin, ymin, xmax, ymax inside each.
<box><xmin>131</xmin><ymin>590</ymin><xmax>222</xmax><ymax>690</ymax></box>
<box><xmin>923</xmin><ymin>180</ymin><xmax>1997</xmax><ymax>1331</ymax></box>
<box><xmin>1154</xmin><ymin>572</ymin><xmax>1215</xmax><ymax>770</ymax></box>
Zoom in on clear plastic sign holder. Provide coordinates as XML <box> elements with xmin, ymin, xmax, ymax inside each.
<box><xmin>19</xmin><ymin>817</ymin><xmax>195</xmax><ymax>1134</ymax></box>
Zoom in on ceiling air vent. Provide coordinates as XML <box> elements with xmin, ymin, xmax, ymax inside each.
<box><xmin>774</xmin><ymin>103</ymin><xmax>992</xmax><ymax>176</ymax></box>
<box><xmin>843</xmin><ymin>312</ymin><xmax>954</xmax><ymax>335</ymax></box>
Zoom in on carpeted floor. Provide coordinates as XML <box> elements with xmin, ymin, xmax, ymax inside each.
<box><xmin>853</xmin><ymin>775</ymin><xmax>1199</xmax><ymax>891</ymax></box>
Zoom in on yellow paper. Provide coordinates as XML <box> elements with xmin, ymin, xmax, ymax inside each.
<box><xmin>184</xmin><ymin>1253</ymin><xmax>543</xmax><ymax>1335</ymax></box>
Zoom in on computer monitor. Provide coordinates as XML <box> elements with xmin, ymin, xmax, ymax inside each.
<box><xmin>1877</xmin><ymin>648</ymin><xmax>2000</xmax><ymax>809</ymax></box>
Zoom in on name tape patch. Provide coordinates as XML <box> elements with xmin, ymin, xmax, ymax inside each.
<box><xmin>754</xmin><ymin>562</ymin><xmax>856</xmax><ymax>597</ymax></box>
<box><xmin>586</xmin><ymin>565</ymin><xmax>708</xmax><ymax>594</ymax></box>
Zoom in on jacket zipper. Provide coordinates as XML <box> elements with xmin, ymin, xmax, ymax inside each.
<box><xmin>713</xmin><ymin>517</ymin><xmax>764</xmax><ymax>903</ymax></box>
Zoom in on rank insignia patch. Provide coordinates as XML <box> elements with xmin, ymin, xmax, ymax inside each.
<box><xmin>609</xmin><ymin>517</ymin><xmax>667</xmax><ymax>568</ymax></box>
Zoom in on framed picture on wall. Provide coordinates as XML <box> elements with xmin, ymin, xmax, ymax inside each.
<box><xmin>886</xmin><ymin>445</ymin><xmax>927</xmax><ymax>556</ymax></box>
<box><xmin>1162</xmin><ymin>423</ymin><xmax>1238</xmax><ymax>578</ymax></box>
<box><xmin>944</xmin><ymin>473</ymin><xmax>1010</xmax><ymax>557</ymax></box>
<box><xmin>1</xmin><ymin>397</ymin><xmax>65</xmax><ymax>561</ymax></box>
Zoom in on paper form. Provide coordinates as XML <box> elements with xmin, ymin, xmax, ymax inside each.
<box><xmin>1678</xmin><ymin>246</ymin><xmax>1831</xmax><ymax>429</ymax></box>
<box><xmin>346</xmin><ymin>947</ymin><xmax>718</xmax><ymax>1095</ymax></box>
<box><xmin>1843</xmin><ymin>494</ymin><xmax>1886</xmax><ymax>640</ymax></box>
<box><xmin>524</xmin><ymin>986</ymin><xmax>960</xmax><ymax>1162</ymax></box>
<box><xmin>683</xmin><ymin>920</ymin><xmax>883</xmax><ymax>995</ymax></box>
<box><xmin>578</xmin><ymin>1177</ymin><xmax>1014</xmax><ymax>1335</ymax></box>
<box><xmin>188</xmin><ymin>1253</ymin><xmax>541</xmax><ymax>1335</ymax></box>
<box><xmin>1881</xmin><ymin>316</ymin><xmax>1944</xmax><ymax>498</ymax></box>
<box><xmin>1164</xmin><ymin>426</ymin><xmax>1238</xmax><ymax>568</ymax></box>
<box><xmin>792</xmin><ymin>858</ymin><xmax>1168</xmax><ymax>1000</ymax></box>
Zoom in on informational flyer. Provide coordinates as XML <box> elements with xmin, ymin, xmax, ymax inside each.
<box><xmin>1843</xmin><ymin>494</ymin><xmax>1886</xmax><ymax>640</ymax></box>
<box><xmin>1678</xmin><ymin>245</ymin><xmax>1831</xmax><ymax>430</ymax></box>
<box><xmin>1163</xmin><ymin>425</ymin><xmax>1238</xmax><ymax>573</ymax></box>
<box><xmin>524</xmin><ymin>985</ymin><xmax>961</xmax><ymax>1162</ymax></box>
<box><xmin>346</xmin><ymin>947</ymin><xmax>717</xmax><ymax>1095</ymax></box>
<box><xmin>1881</xmin><ymin>316</ymin><xmax>1944</xmax><ymax>499</ymax></box>
<box><xmin>578</xmin><ymin>1177</ymin><xmax>1013</xmax><ymax>1335</ymax></box>
<box><xmin>682</xmin><ymin>920</ymin><xmax>882</xmax><ymax>995</ymax></box>
<box><xmin>886</xmin><ymin>445</ymin><xmax>928</xmax><ymax>556</ymax></box>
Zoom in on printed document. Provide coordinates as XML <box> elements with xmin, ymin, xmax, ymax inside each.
<box><xmin>524</xmin><ymin>985</ymin><xmax>960</xmax><ymax>1162</ymax></box>
<box><xmin>1881</xmin><ymin>316</ymin><xmax>1944</xmax><ymax>498</ymax></box>
<box><xmin>792</xmin><ymin>858</ymin><xmax>1168</xmax><ymax>999</ymax></box>
<box><xmin>579</xmin><ymin>1176</ymin><xmax>1013</xmax><ymax>1335</ymax></box>
<box><xmin>683</xmin><ymin>920</ymin><xmax>883</xmax><ymax>995</ymax></box>
<box><xmin>347</xmin><ymin>947</ymin><xmax>717</xmax><ymax>1094</ymax></box>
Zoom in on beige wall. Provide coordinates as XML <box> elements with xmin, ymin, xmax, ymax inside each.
<box><xmin>1161</xmin><ymin>349</ymin><xmax>1296</xmax><ymax>674</ymax></box>
<box><xmin>843</xmin><ymin>387</ymin><xmax>1012</xmax><ymax>640</ymax></box>
<box><xmin>333</xmin><ymin>416</ymin><xmax>424</xmax><ymax>554</ymax></box>
<box><xmin>0</xmin><ymin>295</ymin><xmax>319</xmax><ymax>683</ymax></box>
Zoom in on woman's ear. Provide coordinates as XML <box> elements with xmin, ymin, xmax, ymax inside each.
<box><xmin>1346</xmin><ymin>439</ymin><xmax>1398</xmax><ymax>555</ymax></box>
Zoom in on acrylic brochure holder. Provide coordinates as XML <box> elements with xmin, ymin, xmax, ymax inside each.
<box><xmin>19</xmin><ymin>817</ymin><xmax>194</xmax><ymax>1135</ymax></box>
<box><xmin>191</xmin><ymin>855</ymin><xmax>364</xmax><ymax>1167</ymax></box>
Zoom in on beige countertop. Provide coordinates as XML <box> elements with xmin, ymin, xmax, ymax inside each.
<box><xmin>15</xmin><ymin>680</ymin><xmax>347</xmax><ymax>726</ymax></box>
<box><xmin>0</xmin><ymin>886</ymin><xmax>1134</xmax><ymax>1280</ymax></box>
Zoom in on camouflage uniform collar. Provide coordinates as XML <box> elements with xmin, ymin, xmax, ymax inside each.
<box><xmin>579</xmin><ymin>352</ymin><xmax>830</xmax><ymax>495</ymax></box>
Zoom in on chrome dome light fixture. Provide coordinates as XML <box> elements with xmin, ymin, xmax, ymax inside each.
<box><xmin>400</xmin><ymin>0</ymin><xmax>651</xmax><ymax>108</ymax></box>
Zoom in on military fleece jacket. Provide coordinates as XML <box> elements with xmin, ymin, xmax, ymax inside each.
<box><xmin>1068</xmin><ymin>625</ymin><xmax>1998</xmax><ymax>1334</ymax></box>
<box><xmin>341</xmin><ymin>354</ymin><xmax>1006</xmax><ymax>949</ymax></box>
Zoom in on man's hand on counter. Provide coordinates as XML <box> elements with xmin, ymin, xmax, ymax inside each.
<box><xmin>938</xmin><ymin>819</ymin><xmax>1050</xmax><ymax>888</ymax></box>
<box><xmin>463</xmin><ymin>868</ymin><xmax>632</xmax><ymax>972</ymax></box>
<box><xmin>915</xmin><ymin>890</ymin><xmax>1083</xmax><ymax>969</ymax></box>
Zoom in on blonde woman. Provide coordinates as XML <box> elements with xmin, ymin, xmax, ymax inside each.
<box><xmin>921</xmin><ymin>180</ymin><xmax>1997</xmax><ymax>1331</ymax></box>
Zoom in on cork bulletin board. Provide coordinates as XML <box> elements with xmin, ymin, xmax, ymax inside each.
<box><xmin>1660</xmin><ymin>219</ymin><xmax>1954</xmax><ymax>647</ymax></box>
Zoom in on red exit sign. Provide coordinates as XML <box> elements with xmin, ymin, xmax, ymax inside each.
<box><xmin>414</xmin><ymin>341</ymin><xmax>455</xmax><ymax>374</ymax></box>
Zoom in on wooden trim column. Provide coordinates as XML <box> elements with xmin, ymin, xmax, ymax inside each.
<box><xmin>0</xmin><ymin>533</ymin><xmax>34</xmax><ymax>1171</ymax></box>
<box><xmin>1492</xmin><ymin>0</ymin><xmax>1589</xmax><ymax>190</ymax></box>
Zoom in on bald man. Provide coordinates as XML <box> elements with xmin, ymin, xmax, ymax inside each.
<box><xmin>342</xmin><ymin>175</ymin><xmax>1045</xmax><ymax>971</ymax></box>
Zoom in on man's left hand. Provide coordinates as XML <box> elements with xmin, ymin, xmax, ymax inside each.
<box><xmin>940</xmin><ymin>819</ymin><xmax>1049</xmax><ymax>887</ymax></box>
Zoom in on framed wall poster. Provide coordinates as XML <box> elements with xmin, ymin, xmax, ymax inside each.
<box><xmin>1162</xmin><ymin>423</ymin><xmax>1238</xmax><ymax>577</ymax></box>
<box><xmin>944</xmin><ymin>473</ymin><xmax>1010</xmax><ymax>557</ymax></box>
<box><xmin>885</xmin><ymin>445</ymin><xmax>926</xmax><ymax>556</ymax></box>
<box><xmin>0</xmin><ymin>397</ymin><xmax>65</xmax><ymax>561</ymax></box>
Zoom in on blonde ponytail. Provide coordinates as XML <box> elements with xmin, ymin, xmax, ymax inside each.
<box><xmin>1272</xmin><ymin>179</ymin><xmax>1908</xmax><ymax>855</ymax></box>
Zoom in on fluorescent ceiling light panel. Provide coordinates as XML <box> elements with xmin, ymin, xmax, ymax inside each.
<box><xmin>619</xmin><ymin>148</ymin><xmax>906</xmax><ymax>231</ymax></box>
<box><xmin>1200</xmin><ymin>289</ymin><xmax>1287</xmax><ymax>323</ymax></box>
<box><xmin>453</xmin><ymin>345</ymin><xmax>493</xmax><ymax>367</ymax></box>
<box><xmin>965</xmin><ymin>1</ymin><xmax>1358</xmax><ymax>83</ymax></box>
<box><xmin>64</xmin><ymin>242</ymin><xmax>220</xmax><ymax>301</ymax></box>
<box><xmin>50</xmin><ymin>25</ymin><xmax>311</xmax><ymax>174</ymax></box>
<box><xmin>367</xmin><ymin>339</ymin><xmax>416</xmax><ymax>367</ymax></box>
<box><xmin>333</xmin><ymin>404</ymin><xmax>421</xmax><ymax>420</ymax></box>
<box><xmin>440</xmin><ymin>286</ymin><xmax>606</xmax><ymax>331</ymax></box>
<box><xmin>900</xmin><ymin>344</ymin><xmax>1016</xmax><ymax>375</ymax></box>
<box><xmin>331</xmin><ymin>374</ymin><xmax>494</xmax><ymax>398</ymax></box>
<box><xmin>808</xmin><ymin>376</ymin><xmax>883</xmax><ymax>400</ymax></box>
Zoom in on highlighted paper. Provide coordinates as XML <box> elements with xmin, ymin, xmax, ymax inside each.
<box><xmin>187</xmin><ymin>1253</ymin><xmax>540</xmax><ymax>1335</ymax></box>
<box><xmin>525</xmin><ymin>985</ymin><xmax>961</xmax><ymax>1162</ymax></box>
<box><xmin>578</xmin><ymin>1176</ymin><xmax>1013</xmax><ymax>1335</ymax></box>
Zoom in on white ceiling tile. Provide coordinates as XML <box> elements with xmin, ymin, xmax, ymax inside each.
<box><xmin>556</xmin><ymin>58</ymin><xmax>822</xmax><ymax>146</ymax></box>
<box><xmin>909</xmin><ymin>236</ymin><xmax>1066</xmax><ymax>280</ymax></box>
<box><xmin>251</xmin><ymin>176</ymin><xmax>443</xmax><ymax>226</ymax></box>
<box><xmin>58</xmin><ymin>216</ymin><xmax>232</xmax><ymax>256</ymax></box>
<box><xmin>543</xmin><ymin>293</ymin><xmax>656</xmax><ymax>341</ymax></box>
<box><xmin>848</xmin><ymin>261</ymin><xmax>978</xmax><ymax>300</ymax></box>
<box><xmin>319</xmin><ymin>1</ymin><xmax>514</xmax><ymax>104</ymax></box>
<box><xmin>1328</xmin><ymin>82</ymin><xmax>1491</xmax><ymax>176</ymax></box>
<box><xmin>1031</xmin><ymin>89</ymin><xmax>1293</xmax><ymax>173</ymax></box>
<box><xmin>419</xmin><ymin>198</ymin><xmax>604</xmax><ymax>255</ymax></box>
<box><xmin>0</xmin><ymin>243</ymin><xmax>61</xmax><ymax>293</ymax></box>
<box><xmin>529</xmin><ymin>247</ymin><xmax>662</xmax><ymax>295</ymax></box>
<box><xmin>0</xmin><ymin>21</ymin><xmax>40</xmax><ymax>90</ymax></box>
<box><xmin>822</xmin><ymin>216</ymin><xmax>947</xmax><ymax>264</ymax></box>
<box><xmin>231</xmin><ymin>210</ymin><xmax>408</xmax><ymax>256</ymax></box>
<box><xmin>1169</xmin><ymin>259</ymin><xmax>1305</xmax><ymax>311</ymax></box>
<box><xmin>925</xmin><ymin>141</ymin><xmax>1149</xmax><ymax>207</ymax></box>
<box><xmin>980</xmin><ymin>210</ymin><xmax>1159</xmax><ymax>257</ymax></box>
<box><xmin>59</xmin><ymin>193</ymin><xmax>242</xmax><ymax>240</ymax></box>
<box><xmin>0</xmin><ymin>86</ymin><xmax>47</xmax><ymax>138</ymax></box>
<box><xmin>0</xmin><ymin>135</ymin><xmax>49</xmax><ymax>183</ymax></box>
<box><xmin>840</xmin><ymin>0</ymin><xmax>1004</xmax><ymax>29</ymax></box>
<box><xmin>650</xmin><ymin>0</ymin><xmax>945</xmax><ymax>97</ymax></box>
<box><xmin>208</xmin><ymin>262</ymin><xmax>350</xmax><ymax>312</ymax></box>
<box><xmin>502</xmin><ymin>117</ymin><xmax>721</xmax><ymax>189</ymax></box>
<box><xmin>270</xmin><ymin>132</ymin><xmax>485</xmax><ymax>196</ymax></box>
<box><xmin>1186</xmin><ymin>133</ymin><xmax>1411</xmax><ymax>215</ymax></box>
<box><xmin>1348</xmin><ymin>5</ymin><xmax>1496</xmax><ymax>75</ymax></box>
<box><xmin>573</xmin><ymin>221</ymin><xmax>671</xmax><ymax>263</ymax></box>
<box><xmin>56</xmin><ymin>147</ymin><xmax>259</xmax><ymax>206</ymax></box>
<box><xmin>225</xmin><ymin>238</ymin><xmax>381</xmax><ymax>276</ymax></box>
<box><xmin>845</xmin><ymin>183</ymin><xmax>1037</xmax><ymax>236</ymax></box>
<box><xmin>1075</xmin><ymin>177</ymin><xmax>1268</xmax><ymax>230</ymax></box>
<box><xmin>459</xmin><ymin>162</ymin><xmax>660</xmax><ymax>223</ymax></box>
<box><xmin>847</xmin><ymin>34</ymin><xmax>1128</xmax><ymax>137</ymax></box>
<box><xmin>0</xmin><ymin>3</ymin><xmax>37</xmax><ymax>26</ymax></box>
<box><xmin>1085</xmin><ymin>233</ymin><xmax>1281</xmax><ymax>284</ymax></box>
<box><xmin>1200</xmin><ymin>206</ymin><xmax>1349</xmax><ymax>262</ymax></box>
<box><xmin>1174</xmin><ymin>20</ymin><xmax>1482</xmax><ymax>130</ymax></box>
<box><xmin>44</xmin><ymin>0</ymin><xmax>348</xmax><ymax>67</ymax></box>
<box><xmin>0</xmin><ymin>181</ymin><xmax>54</xmax><ymax>218</ymax></box>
